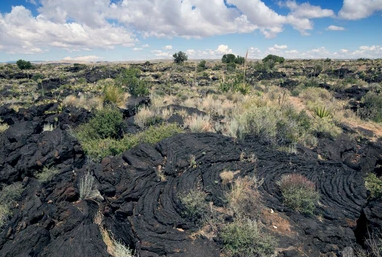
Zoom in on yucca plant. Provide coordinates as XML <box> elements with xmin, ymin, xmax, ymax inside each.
<box><xmin>314</xmin><ymin>106</ymin><xmax>331</xmax><ymax>118</ymax></box>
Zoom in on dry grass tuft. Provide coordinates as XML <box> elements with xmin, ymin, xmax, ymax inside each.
<box><xmin>184</xmin><ymin>114</ymin><xmax>213</xmax><ymax>133</ymax></box>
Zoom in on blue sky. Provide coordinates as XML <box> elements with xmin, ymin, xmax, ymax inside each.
<box><xmin>0</xmin><ymin>0</ymin><xmax>381</xmax><ymax>62</ymax></box>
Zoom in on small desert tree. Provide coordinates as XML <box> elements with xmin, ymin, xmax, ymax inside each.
<box><xmin>16</xmin><ymin>59</ymin><xmax>33</xmax><ymax>70</ymax></box>
<box><xmin>173</xmin><ymin>51</ymin><xmax>188</xmax><ymax>64</ymax></box>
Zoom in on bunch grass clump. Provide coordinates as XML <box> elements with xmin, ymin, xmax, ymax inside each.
<box><xmin>184</xmin><ymin>114</ymin><xmax>213</xmax><ymax>133</ymax></box>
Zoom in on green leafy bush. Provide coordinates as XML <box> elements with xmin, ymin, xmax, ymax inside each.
<box><xmin>220</xmin><ymin>219</ymin><xmax>276</xmax><ymax>257</ymax></box>
<box><xmin>178</xmin><ymin>189</ymin><xmax>208</xmax><ymax>223</ymax></box>
<box><xmin>365</xmin><ymin>173</ymin><xmax>382</xmax><ymax>199</ymax></box>
<box><xmin>278</xmin><ymin>174</ymin><xmax>319</xmax><ymax>215</ymax></box>
<box><xmin>116</xmin><ymin>68</ymin><xmax>149</xmax><ymax>97</ymax></box>
<box><xmin>76</xmin><ymin>105</ymin><xmax>123</xmax><ymax>140</ymax></box>
<box><xmin>262</xmin><ymin>54</ymin><xmax>285</xmax><ymax>64</ymax></box>
<box><xmin>173</xmin><ymin>51</ymin><xmax>188</xmax><ymax>64</ymax></box>
<box><xmin>359</xmin><ymin>91</ymin><xmax>382</xmax><ymax>122</ymax></box>
<box><xmin>197</xmin><ymin>60</ymin><xmax>207</xmax><ymax>72</ymax></box>
<box><xmin>16</xmin><ymin>59</ymin><xmax>33</xmax><ymax>70</ymax></box>
<box><xmin>222</xmin><ymin>54</ymin><xmax>245</xmax><ymax>64</ymax></box>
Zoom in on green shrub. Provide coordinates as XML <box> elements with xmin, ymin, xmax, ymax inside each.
<box><xmin>16</xmin><ymin>59</ymin><xmax>33</xmax><ymax>70</ymax></box>
<box><xmin>220</xmin><ymin>219</ymin><xmax>276</xmax><ymax>257</ymax></box>
<box><xmin>311</xmin><ymin>117</ymin><xmax>341</xmax><ymax>138</ymax></box>
<box><xmin>0</xmin><ymin>183</ymin><xmax>23</xmax><ymax>228</ymax></box>
<box><xmin>197</xmin><ymin>60</ymin><xmax>207</xmax><ymax>72</ymax></box>
<box><xmin>178</xmin><ymin>189</ymin><xmax>208</xmax><ymax>223</ymax></box>
<box><xmin>359</xmin><ymin>91</ymin><xmax>382</xmax><ymax>122</ymax></box>
<box><xmin>138</xmin><ymin>123</ymin><xmax>182</xmax><ymax>144</ymax></box>
<box><xmin>80</xmin><ymin>123</ymin><xmax>182</xmax><ymax>161</ymax></box>
<box><xmin>32</xmin><ymin>73</ymin><xmax>44</xmax><ymax>82</ymax></box>
<box><xmin>278</xmin><ymin>174</ymin><xmax>319</xmax><ymax>215</ymax></box>
<box><xmin>365</xmin><ymin>173</ymin><xmax>382</xmax><ymax>199</ymax></box>
<box><xmin>173</xmin><ymin>51</ymin><xmax>188</xmax><ymax>64</ymax></box>
<box><xmin>76</xmin><ymin>105</ymin><xmax>123</xmax><ymax>141</ymax></box>
<box><xmin>116</xmin><ymin>68</ymin><xmax>149</xmax><ymax>97</ymax></box>
<box><xmin>262</xmin><ymin>54</ymin><xmax>285</xmax><ymax>64</ymax></box>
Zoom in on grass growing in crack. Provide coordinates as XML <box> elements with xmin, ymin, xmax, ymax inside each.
<box><xmin>178</xmin><ymin>189</ymin><xmax>209</xmax><ymax>224</ymax></box>
<box><xmin>278</xmin><ymin>174</ymin><xmax>319</xmax><ymax>215</ymax></box>
<box><xmin>37</xmin><ymin>166</ymin><xmax>60</xmax><ymax>182</ymax></box>
<box><xmin>79</xmin><ymin>172</ymin><xmax>103</xmax><ymax>200</ymax></box>
<box><xmin>0</xmin><ymin>183</ymin><xmax>23</xmax><ymax>228</ymax></box>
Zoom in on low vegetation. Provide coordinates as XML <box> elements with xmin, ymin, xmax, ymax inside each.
<box><xmin>0</xmin><ymin>183</ymin><xmax>23</xmax><ymax>228</ymax></box>
<box><xmin>178</xmin><ymin>189</ymin><xmax>209</xmax><ymax>224</ymax></box>
<box><xmin>79</xmin><ymin>123</ymin><xmax>182</xmax><ymax>161</ymax></box>
<box><xmin>36</xmin><ymin>167</ymin><xmax>60</xmax><ymax>182</ymax></box>
<box><xmin>220</xmin><ymin>219</ymin><xmax>276</xmax><ymax>257</ymax></box>
<box><xmin>365</xmin><ymin>173</ymin><xmax>382</xmax><ymax>199</ymax></box>
<box><xmin>278</xmin><ymin>174</ymin><xmax>320</xmax><ymax>215</ymax></box>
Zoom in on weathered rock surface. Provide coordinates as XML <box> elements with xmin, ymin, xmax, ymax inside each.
<box><xmin>1</xmin><ymin>104</ymin><xmax>381</xmax><ymax>257</ymax></box>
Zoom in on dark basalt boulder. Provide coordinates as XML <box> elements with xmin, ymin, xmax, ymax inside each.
<box><xmin>38</xmin><ymin>78</ymin><xmax>67</xmax><ymax>92</ymax></box>
<box><xmin>84</xmin><ymin>67</ymin><xmax>123</xmax><ymax>83</ymax></box>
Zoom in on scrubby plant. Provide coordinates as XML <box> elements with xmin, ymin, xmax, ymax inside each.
<box><xmin>0</xmin><ymin>183</ymin><xmax>23</xmax><ymax>228</ymax></box>
<box><xmin>311</xmin><ymin>116</ymin><xmax>342</xmax><ymax>138</ymax></box>
<box><xmin>225</xmin><ymin>176</ymin><xmax>262</xmax><ymax>218</ymax></box>
<box><xmin>80</xmin><ymin>123</ymin><xmax>182</xmax><ymax>161</ymax></box>
<box><xmin>262</xmin><ymin>54</ymin><xmax>285</xmax><ymax>64</ymax></box>
<box><xmin>178</xmin><ymin>189</ymin><xmax>209</xmax><ymax>223</ymax></box>
<box><xmin>0</xmin><ymin>122</ymin><xmax>9</xmax><ymax>134</ymax></box>
<box><xmin>116</xmin><ymin>68</ymin><xmax>149</xmax><ymax>97</ymax></box>
<box><xmin>359</xmin><ymin>91</ymin><xmax>382</xmax><ymax>123</ymax></box>
<box><xmin>365</xmin><ymin>173</ymin><xmax>382</xmax><ymax>199</ymax></box>
<box><xmin>220</xmin><ymin>219</ymin><xmax>276</xmax><ymax>257</ymax></box>
<box><xmin>37</xmin><ymin>167</ymin><xmax>60</xmax><ymax>182</ymax></box>
<box><xmin>197</xmin><ymin>60</ymin><xmax>207</xmax><ymax>72</ymax></box>
<box><xmin>278</xmin><ymin>174</ymin><xmax>319</xmax><ymax>215</ymax></box>
<box><xmin>76</xmin><ymin>105</ymin><xmax>123</xmax><ymax>141</ymax></box>
<box><xmin>16</xmin><ymin>59</ymin><xmax>33</xmax><ymax>70</ymax></box>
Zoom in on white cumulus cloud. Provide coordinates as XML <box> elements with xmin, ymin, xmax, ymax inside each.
<box><xmin>163</xmin><ymin>45</ymin><xmax>173</xmax><ymax>50</ymax></box>
<box><xmin>326</xmin><ymin>25</ymin><xmax>345</xmax><ymax>31</ymax></box>
<box><xmin>339</xmin><ymin>0</ymin><xmax>382</xmax><ymax>20</ymax></box>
